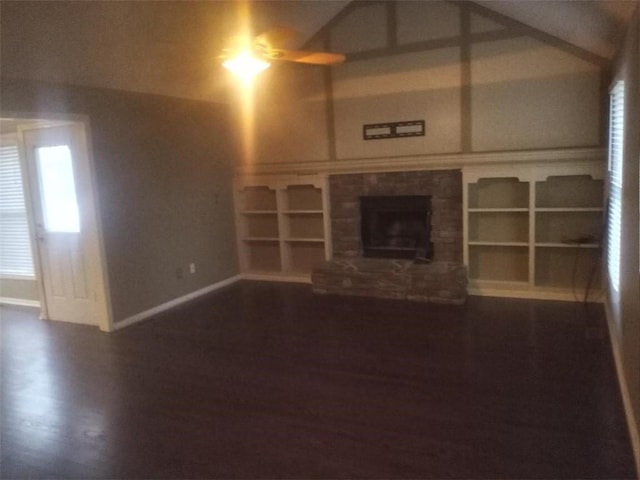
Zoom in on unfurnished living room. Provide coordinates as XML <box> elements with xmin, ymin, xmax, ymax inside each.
<box><xmin>0</xmin><ymin>1</ymin><xmax>639</xmax><ymax>478</ymax></box>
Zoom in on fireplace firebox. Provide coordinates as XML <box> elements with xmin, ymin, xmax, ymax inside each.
<box><xmin>360</xmin><ymin>195</ymin><xmax>433</xmax><ymax>261</ymax></box>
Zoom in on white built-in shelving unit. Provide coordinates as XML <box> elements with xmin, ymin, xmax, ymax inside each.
<box><xmin>234</xmin><ymin>175</ymin><xmax>331</xmax><ymax>282</ymax></box>
<box><xmin>234</xmin><ymin>149</ymin><xmax>606</xmax><ymax>301</ymax></box>
<box><xmin>463</xmin><ymin>163</ymin><xmax>605</xmax><ymax>301</ymax></box>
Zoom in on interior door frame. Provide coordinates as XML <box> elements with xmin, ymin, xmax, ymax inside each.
<box><xmin>12</xmin><ymin>113</ymin><xmax>113</xmax><ymax>332</ymax></box>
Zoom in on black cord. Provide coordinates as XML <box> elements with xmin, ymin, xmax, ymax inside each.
<box><xmin>571</xmin><ymin>245</ymin><xmax>580</xmax><ymax>303</ymax></box>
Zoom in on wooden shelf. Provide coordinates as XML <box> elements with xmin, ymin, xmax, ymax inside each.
<box><xmin>535</xmin><ymin>243</ymin><xmax>599</xmax><ymax>248</ymax></box>
<box><xmin>236</xmin><ymin>178</ymin><xmax>329</xmax><ymax>279</ymax></box>
<box><xmin>468</xmin><ymin>241</ymin><xmax>528</xmax><ymax>247</ymax></box>
<box><xmin>469</xmin><ymin>208</ymin><xmax>528</xmax><ymax>213</ymax></box>
<box><xmin>281</xmin><ymin>210</ymin><xmax>324</xmax><ymax>215</ymax></box>
<box><xmin>243</xmin><ymin>237</ymin><xmax>280</xmax><ymax>242</ymax></box>
<box><xmin>465</xmin><ymin>172</ymin><xmax>604</xmax><ymax>299</ymax></box>
<box><xmin>535</xmin><ymin>207</ymin><xmax>603</xmax><ymax>212</ymax></box>
<box><xmin>285</xmin><ymin>238</ymin><xmax>325</xmax><ymax>243</ymax></box>
<box><xmin>468</xmin><ymin>210</ymin><xmax>529</xmax><ymax>243</ymax></box>
<box><xmin>468</xmin><ymin>177</ymin><xmax>529</xmax><ymax>209</ymax></box>
<box><xmin>535</xmin><ymin>175</ymin><xmax>604</xmax><ymax>209</ymax></box>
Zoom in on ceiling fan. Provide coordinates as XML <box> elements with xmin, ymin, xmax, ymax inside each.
<box><xmin>221</xmin><ymin>27</ymin><xmax>345</xmax><ymax>83</ymax></box>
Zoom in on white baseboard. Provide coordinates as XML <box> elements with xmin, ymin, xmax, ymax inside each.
<box><xmin>241</xmin><ymin>273</ymin><xmax>311</xmax><ymax>284</ymax></box>
<box><xmin>113</xmin><ymin>275</ymin><xmax>242</xmax><ymax>331</ymax></box>
<box><xmin>604</xmin><ymin>300</ymin><xmax>640</xmax><ymax>476</ymax></box>
<box><xmin>467</xmin><ymin>287</ymin><xmax>604</xmax><ymax>303</ymax></box>
<box><xmin>0</xmin><ymin>297</ymin><xmax>41</xmax><ymax>308</ymax></box>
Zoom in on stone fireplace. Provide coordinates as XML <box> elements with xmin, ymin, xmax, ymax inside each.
<box><xmin>311</xmin><ymin>170</ymin><xmax>467</xmax><ymax>304</ymax></box>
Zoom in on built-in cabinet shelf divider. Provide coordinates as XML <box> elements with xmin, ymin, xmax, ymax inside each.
<box><xmin>234</xmin><ymin>156</ymin><xmax>605</xmax><ymax>301</ymax></box>
<box><xmin>234</xmin><ymin>175</ymin><xmax>330</xmax><ymax>282</ymax></box>
<box><xmin>463</xmin><ymin>161</ymin><xmax>606</xmax><ymax>301</ymax></box>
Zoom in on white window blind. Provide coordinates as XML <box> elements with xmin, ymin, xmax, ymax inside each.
<box><xmin>607</xmin><ymin>82</ymin><xmax>624</xmax><ymax>292</ymax></box>
<box><xmin>0</xmin><ymin>141</ymin><xmax>35</xmax><ymax>277</ymax></box>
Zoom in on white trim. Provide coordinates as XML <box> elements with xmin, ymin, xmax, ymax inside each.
<box><xmin>78</xmin><ymin>118</ymin><xmax>114</xmax><ymax>333</ymax></box>
<box><xmin>604</xmin><ymin>300</ymin><xmax>640</xmax><ymax>476</ymax></box>
<box><xmin>468</xmin><ymin>280</ymin><xmax>605</xmax><ymax>303</ymax></box>
<box><xmin>0</xmin><ymin>274</ymin><xmax>36</xmax><ymax>281</ymax></box>
<box><xmin>241</xmin><ymin>272</ymin><xmax>311</xmax><ymax>284</ymax></box>
<box><xmin>0</xmin><ymin>297</ymin><xmax>40</xmax><ymax>308</ymax></box>
<box><xmin>113</xmin><ymin>275</ymin><xmax>243</xmax><ymax>331</ymax></box>
<box><xmin>468</xmin><ymin>288</ymin><xmax>603</xmax><ymax>303</ymax></box>
<box><xmin>236</xmin><ymin>147</ymin><xmax>606</xmax><ymax>176</ymax></box>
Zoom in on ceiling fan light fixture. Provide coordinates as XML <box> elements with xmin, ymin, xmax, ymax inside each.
<box><xmin>222</xmin><ymin>50</ymin><xmax>270</xmax><ymax>84</ymax></box>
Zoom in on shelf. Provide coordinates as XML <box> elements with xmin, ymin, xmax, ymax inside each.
<box><xmin>242</xmin><ymin>237</ymin><xmax>280</xmax><ymax>242</ymax></box>
<box><xmin>468</xmin><ymin>211</ymin><xmax>529</xmax><ymax>243</ymax></box>
<box><xmin>284</xmin><ymin>185</ymin><xmax>323</xmax><ymax>210</ymax></box>
<box><xmin>284</xmin><ymin>242</ymin><xmax>326</xmax><ymax>273</ymax></box>
<box><xmin>536</xmin><ymin>175</ymin><xmax>603</xmax><ymax>208</ymax></box>
<box><xmin>469</xmin><ymin>279</ymin><xmax>531</xmax><ymax>289</ymax></box>
<box><xmin>469</xmin><ymin>208</ymin><xmax>528</xmax><ymax>213</ymax></box>
<box><xmin>245</xmin><ymin>242</ymin><xmax>282</xmax><ymax>272</ymax></box>
<box><xmin>536</xmin><ymin>243</ymin><xmax>599</xmax><ymax>248</ymax></box>
<box><xmin>468</xmin><ymin>177</ymin><xmax>529</xmax><ymax>209</ymax></box>
<box><xmin>242</xmin><ymin>186</ymin><xmax>277</xmax><ymax>211</ymax></box>
<box><xmin>468</xmin><ymin>244</ymin><xmax>529</xmax><ymax>282</ymax></box>
<box><xmin>535</xmin><ymin>210</ymin><xmax>602</xmax><ymax>244</ymax></box>
<box><xmin>535</xmin><ymin>246</ymin><xmax>601</xmax><ymax>289</ymax></box>
<box><xmin>236</xmin><ymin>176</ymin><xmax>327</xmax><ymax>279</ymax></box>
<box><xmin>286</xmin><ymin>214</ymin><xmax>325</xmax><ymax>239</ymax></box>
<box><xmin>244</xmin><ymin>214</ymin><xmax>279</xmax><ymax>238</ymax></box>
<box><xmin>285</xmin><ymin>238</ymin><xmax>325</xmax><ymax>243</ymax></box>
<box><xmin>281</xmin><ymin>210</ymin><xmax>324</xmax><ymax>215</ymax></box>
<box><xmin>468</xmin><ymin>241</ymin><xmax>528</xmax><ymax>247</ymax></box>
<box><xmin>465</xmin><ymin>172</ymin><xmax>605</xmax><ymax>300</ymax></box>
<box><xmin>535</xmin><ymin>207</ymin><xmax>603</xmax><ymax>213</ymax></box>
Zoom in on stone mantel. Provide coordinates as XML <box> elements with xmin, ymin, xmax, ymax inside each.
<box><xmin>312</xmin><ymin>259</ymin><xmax>468</xmax><ymax>305</ymax></box>
<box><xmin>311</xmin><ymin>169</ymin><xmax>467</xmax><ymax>304</ymax></box>
<box><xmin>329</xmin><ymin>170</ymin><xmax>463</xmax><ymax>263</ymax></box>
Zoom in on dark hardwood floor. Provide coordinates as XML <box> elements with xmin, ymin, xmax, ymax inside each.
<box><xmin>0</xmin><ymin>281</ymin><xmax>636</xmax><ymax>479</ymax></box>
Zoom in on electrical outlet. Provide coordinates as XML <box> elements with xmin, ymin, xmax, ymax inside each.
<box><xmin>190</xmin><ymin>263</ymin><xmax>196</xmax><ymax>274</ymax></box>
<box><xmin>176</xmin><ymin>267</ymin><xmax>183</xmax><ymax>279</ymax></box>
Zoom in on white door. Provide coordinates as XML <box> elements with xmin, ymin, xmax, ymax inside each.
<box><xmin>22</xmin><ymin>125</ymin><xmax>93</xmax><ymax>325</ymax></box>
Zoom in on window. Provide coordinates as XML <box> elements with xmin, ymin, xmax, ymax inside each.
<box><xmin>607</xmin><ymin>82</ymin><xmax>624</xmax><ymax>292</ymax></box>
<box><xmin>0</xmin><ymin>139</ymin><xmax>35</xmax><ymax>277</ymax></box>
<box><xmin>35</xmin><ymin>145</ymin><xmax>80</xmax><ymax>233</ymax></box>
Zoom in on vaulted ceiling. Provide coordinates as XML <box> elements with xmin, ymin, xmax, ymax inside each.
<box><xmin>289</xmin><ymin>0</ymin><xmax>637</xmax><ymax>60</ymax></box>
<box><xmin>474</xmin><ymin>0</ymin><xmax>636</xmax><ymax>59</ymax></box>
<box><xmin>0</xmin><ymin>1</ymin><xmax>637</xmax><ymax>103</ymax></box>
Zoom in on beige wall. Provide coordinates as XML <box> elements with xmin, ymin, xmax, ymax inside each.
<box><xmin>333</xmin><ymin>48</ymin><xmax>462</xmax><ymax>158</ymax></box>
<box><xmin>250</xmin><ymin>63</ymin><xmax>329</xmax><ymax>165</ymax></box>
<box><xmin>609</xmin><ymin>5</ymin><xmax>640</xmax><ymax>463</ymax></box>
<box><xmin>0</xmin><ymin>79</ymin><xmax>239</xmax><ymax>323</ymax></box>
<box><xmin>470</xmin><ymin>36</ymin><xmax>601</xmax><ymax>151</ymax></box>
<box><xmin>0</xmin><ymin>1</ymin><xmax>247</xmax><ymax>103</ymax></box>
<box><xmin>246</xmin><ymin>1</ymin><xmax>604</xmax><ymax>167</ymax></box>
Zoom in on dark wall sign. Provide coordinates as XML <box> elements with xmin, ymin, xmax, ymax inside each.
<box><xmin>363</xmin><ymin>120</ymin><xmax>425</xmax><ymax>140</ymax></box>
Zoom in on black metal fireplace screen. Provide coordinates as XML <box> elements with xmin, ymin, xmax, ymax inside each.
<box><xmin>360</xmin><ymin>195</ymin><xmax>433</xmax><ymax>261</ymax></box>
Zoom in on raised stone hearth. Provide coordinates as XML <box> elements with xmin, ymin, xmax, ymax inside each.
<box><xmin>312</xmin><ymin>259</ymin><xmax>468</xmax><ymax>304</ymax></box>
<box><xmin>311</xmin><ymin>170</ymin><xmax>467</xmax><ymax>304</ymax></box>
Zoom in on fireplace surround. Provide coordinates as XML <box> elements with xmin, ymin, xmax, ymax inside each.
<box><xmin>311</xmin><ymin>170</ymin><xmax>467</xmax><ymax>304</ymax></box>
<box><xmin>360</xmin><ymin>195</ymin><xmax>433</xmax><ymax>261</ymax></box>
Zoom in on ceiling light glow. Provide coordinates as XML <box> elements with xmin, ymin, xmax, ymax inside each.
<box><xmin>223</xmin><ymin>51</ymin><xmax>270</xmax><ymax>84</ymax></box>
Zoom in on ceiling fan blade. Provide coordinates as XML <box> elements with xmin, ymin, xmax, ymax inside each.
<box><xmin>269</xmin><ymin>49</ymin><xmax>346</xmax><ymax>65</ymax></box>
<box><xmin>255</xmin><ymin>26</ymin><xmax>300</xmax><ymax>49</ymax></box>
